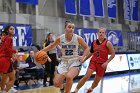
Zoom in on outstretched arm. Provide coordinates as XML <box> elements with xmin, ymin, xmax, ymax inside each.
<box><xmin>41</xmin><ymin>37</ymin><xmax>60</xmax><ymax>52</ymax></box>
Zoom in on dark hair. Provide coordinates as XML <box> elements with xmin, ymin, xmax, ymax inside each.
<box><xmin>44</xmin><ymin>33</ymin><xmax>53</xmax><ymax>47</ymax></box>
<box><xmin>65</xmin><ymin>20</ymin><xmax>73</xmax><ymax>28</ymax></box>
<box><xmin>3</xmin><ymin>25</ymin><xmax>12</xmax><ymax>35</ymax></box>
<box><xmin>47</xmin><ymin>33</ymin><xmax>52</xmax><ymax>38</ymax></box>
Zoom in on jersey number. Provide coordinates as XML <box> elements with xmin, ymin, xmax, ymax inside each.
<box><xmin>96</xmin><ymin>51</ymin><xmax>100</xmax><ymax>57</ymax></box>
<box><xmin>65</xmin><ymin>50</ymin><xmax>73</xmax><ymax>55</ymax></box>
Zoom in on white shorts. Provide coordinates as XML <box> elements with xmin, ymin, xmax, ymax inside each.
<box><xmin>56</xmin><ymin>58</ymin><xmax>81</xmax><ymax>76</ymax></box>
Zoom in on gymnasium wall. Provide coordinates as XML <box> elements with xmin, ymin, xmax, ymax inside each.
<box><xmin>0</xmin><ymin>0</ymin><xmax>139</xmax><ymax>50</ymax></box>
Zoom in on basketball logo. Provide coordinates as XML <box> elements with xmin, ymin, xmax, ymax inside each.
<box><xmin>35</xmin><ymin>51</ymin><xmax>48</xmax><ymax>64</ymax></box>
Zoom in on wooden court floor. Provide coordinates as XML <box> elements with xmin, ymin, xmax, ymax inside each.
<box><xmin>18</xmin><ymin>87</ymin><xmax>140</xmax><ymax>93</ymax></box>
<box><xmin>16</xmin><ymin>72</ymin><xmax>140</xmax><ymax>93</ymax></box>
<box><xmin>18</xmin><ymin>86</ymin><xmax>61</xmax><ymax>93</ymax></box>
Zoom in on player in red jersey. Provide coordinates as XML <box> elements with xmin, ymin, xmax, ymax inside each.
<box><xmin>0</xmin><ymin>25</ymin><xmax>17</xmax><ymax>93</ymax></box>
<box><xmin>72</xmin><ymin>27</ymin><xmax>115</xmax><ymax>93</ymax></box>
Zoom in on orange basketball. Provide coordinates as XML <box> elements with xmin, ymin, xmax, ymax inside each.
<box><xmin>35</xmin><ymin>51</ymin><xmax>48</xmax><ymax>64</ymax></box>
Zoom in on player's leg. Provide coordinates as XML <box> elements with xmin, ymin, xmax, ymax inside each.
<box><xmin>53</xmin><ymin>73</ymin><xmax>65</xmax><ymax>88</ymax></box>
<box><xmin>87</xmin><ymin>63</ymin><xmax>105</xmax><ymax>93</ymax></box>
<box><xmin>0</xmin><ymin>73</ymin><xmax>8</xmax><ymax>91</ymax></box>
<box><xmin>72</xmin><ymin>68</ymin><xmax>95</xmax><ymax>93</ymax></box>
<box><xmin>4</xmin><ymin>70</ymin><xmax>15</xmax><ymax>92</ymax></box>
<box><xmin>0</xmin><ymin>58</ymin><xmax>9</xmax><ymax>91</ymax></box>
<box><xmin>64</xmin><ymin>67</ymin><xmax>79</xmax><ymax>93</ymax></box>
<box><xmin>87</xmin><ymin>74</ymin><xmax>102</xmax><ymax>93</ymax></box>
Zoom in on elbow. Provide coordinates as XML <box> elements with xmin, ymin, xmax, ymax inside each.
<box><xmin>112</xmin><ymin>53</ymin><xmax>115</xmax><ymax>58</ymax></box>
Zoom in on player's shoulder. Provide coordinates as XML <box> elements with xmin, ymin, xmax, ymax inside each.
<box><xmin>59</xmin><ymin>34</ymin><xmax>65</xmax><ymax>38</ymax></box>
<box><xmin>106</xmin><ymin>39</ymin><xmax>113</xmax><ymax>46</ymax></box>
<box><xmin>106</xmin><ymin>39</ymin><xmax>111</xmax><ymax>43</ymax></box>
<box><xmin>2</xmin><ymin>36</ymin><xmax>11</xmax><ymax>40</ymax></box>
<box><xmin>56</xmin><ymin>34</ymin><xmax>64</xmax><ymax>43</ymax></box>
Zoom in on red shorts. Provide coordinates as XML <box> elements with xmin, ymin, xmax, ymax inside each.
<box><xmin>0</xmin><ymin>57</ymin><xmax>14</xmax><ymax>73</ymax></box>
<box><xmin>88</xmin><ymin>61</ymin><xmax>106</xmax><ymax>77</ymax></box>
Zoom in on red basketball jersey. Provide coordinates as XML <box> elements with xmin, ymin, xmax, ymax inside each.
<box><xmin>0</xmin><ymin>36</ymin><xmax>16</xmax><ymax>58</ymax></box>
<box><xmin>91</xmin><ymin>39</ymin><xmax>109</xmax><ymax>63</ymax></box>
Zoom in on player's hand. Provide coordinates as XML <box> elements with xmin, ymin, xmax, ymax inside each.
<box><xmin>47</xmin><ymin>56</ymin><xmax>52</xmax><ymax>62</ymax></box>
<box><xmin>11</xmin><ymin>53</ymin><xmax>17</xmax><ymax>62</ymax></box>
<box><xmin>16</xmin><ymin>50</ymin><xmax>18</xmax><ymax>53</ymax></box>
<box><xmin>79</xmin><ymin>55</ymin><xmax>85</xmax><ymax>63</ymax></box>
<box><xmin>102</xmin><ymin>62</ymin><xmax>108</xmax><ymax>69</ymax></box>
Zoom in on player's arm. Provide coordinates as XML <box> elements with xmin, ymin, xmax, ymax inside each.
<box><xmin>106</xmin><ymin>41</ymin><xmax>115</xmax><ymax>63</ymax></box>
<box><xmin>42</xmin><ymin>37</ymin><xmax>60</xmax><ymax>52</ymax></box>
<box><xmin>47</xmin><ymin>56</ymin><xmax>52</xmax><ymax>62</ymax></box>
<box><xmin>102</xmin><ymin>41</ymin><xmax>115</xmax><ymax>68</ymax></box>
<box><xmin>77</xmin><ymin>36</ymin><xmax>90</xmax><ymax>63</ymax></box>
<box><xmin>3</xmin><ymin>37</ymin><xmax>17</xmax><ymax>53</ymax></box>
<box><xmin>56</xmin><ymin>45</ymin><xmax>62</xmax><ymax>50</ymax></box>
<box><xmin>77</xmin><ymin>36</ymin><xmax>90</xmax><ymax>57</ymax></box>
<box><xmin>82</xmin><ymin>41</ymin><xmax>94</xmax><ymax>63</ymax></box>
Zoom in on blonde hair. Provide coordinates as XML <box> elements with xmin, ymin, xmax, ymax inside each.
<box><xmin>98</xmin><ymin>27</ymin><xmax>106</xmax><ymax>32</ymax></box>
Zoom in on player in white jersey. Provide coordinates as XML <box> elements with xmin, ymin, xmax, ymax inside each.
<box><xmin>58</xmin><ymin>34</ymin><xmax>81</xmax><ymax>75</ymax></box>
<box><xmin>41</xmin><ymin>20</ymin><xmax>89</xmax><ymax>93</ymax></box>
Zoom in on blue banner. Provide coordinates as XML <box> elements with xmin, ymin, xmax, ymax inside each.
<box><xmin>64</xmin><ymin>0</ymin><xmax>77</xmax><ymax>15</ymax></box>
<box><xmin>132</xmin><ymin>0</ymin><xmax>138</xmax><ymax>21</ymax></box>
<box><xmin>0</xmin><ymin>24</ymin><xmax>32</xmax><ymax>47</ymax></box>
<box><xmin>123</xmin><ymin>0</ymin><xmax>131</xmax><ymax>20</ymax></box>
<box><xmin>75</xmin><ymin>28</ymin><xmax>123</xmax><ymax>46</ymax></box>
<box><xmin>79</xmin><ymin>0</ymin><xmax>91</xmax><ymax>16</ymax></box>
<box><xmin>107</xmin><ymin>30</ymin><xmax>123</xmax><ymax>46</ymax></box>
<box><xmin>75</xmin><ymin>28</ymin><xmax>98</xmax><ymax>46</ymax></box>
<box><xmin>93</xmin><ymin>0</ymin><xmax>104</xmax><ymax>17</ymax></box>
<box><xmin>107</xmin><ymin>0</ymin><xmax>117</xmax><ymax>19</ymax></box>
<box><xmin>16</xmin><ymin>0</ymin><xmax>38</xmax><ymax>5</ymax></box>
<box><xmin>127</xmin><ymin>54</ymin><xmax>140</xmax><ymax>70</ymax></box>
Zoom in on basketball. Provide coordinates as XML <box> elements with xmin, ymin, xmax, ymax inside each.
<box><xmin>35</xmin><ymin>51</ymin><xmax>48</xmax><ymax>64</ymax></box>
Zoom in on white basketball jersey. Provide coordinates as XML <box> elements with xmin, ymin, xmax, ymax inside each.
<box><xmin>60</xmin><ymin>34</ymin><xmax>79</xmax><ymax>59</ymax></box>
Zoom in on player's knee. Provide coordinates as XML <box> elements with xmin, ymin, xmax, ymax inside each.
<box><xmin>84</xmin><ymin>75</ymin><xmax>90</xmax><ymax>79</ymax></box>
<box><xmin>53</xmin><ymin>81</ymin><xmax>59</xmax><ymax>87</ymax></box>
<box><xmin>83</xmin><ymin>75</ymin><xmax>90</xmax><ymax>81</ymax></box>
<box><xmin>66</xmin><ymin>75</ymin><xmax>73</xmax><ymax>81</ymax></box>
<box><xmin>9</xmin><ymin>75</ymin><xmax>15</xmax><ymax>82</ymax></box>
<box><xmin>9</xmin><ymin>77</ymin><xmax>15</xmax><ymax>82</ymax></box>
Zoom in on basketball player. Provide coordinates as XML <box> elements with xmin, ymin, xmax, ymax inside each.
<box><xmin>41</xmin><ymin>20</ymin><xmax>89</xmax><ymax>93</ymax></box>
<box><xmin>72</xmin><ymin>27</ymin><xmax>115</xmax><ymax>93</ymax></box>
<box><xmin>0</xmin><ymin>25</ymin><xmax>18</xmax><ymax>93</ymax></box>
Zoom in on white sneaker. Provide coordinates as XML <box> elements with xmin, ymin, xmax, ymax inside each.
<box><xmin>38</xmin><ymin>80</ymin><xmax>43</xmax><ymax>84</ymax></box>
<box><xmin>9</xmin><ymin>87</ymin><xmax>18</xmax><ymax>93</ymax></box>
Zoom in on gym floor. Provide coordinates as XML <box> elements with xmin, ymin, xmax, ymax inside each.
<box><xmin>17</xmin><ymin>71</ymin><xmax>140</xmax><ymax>93</ymax></box>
